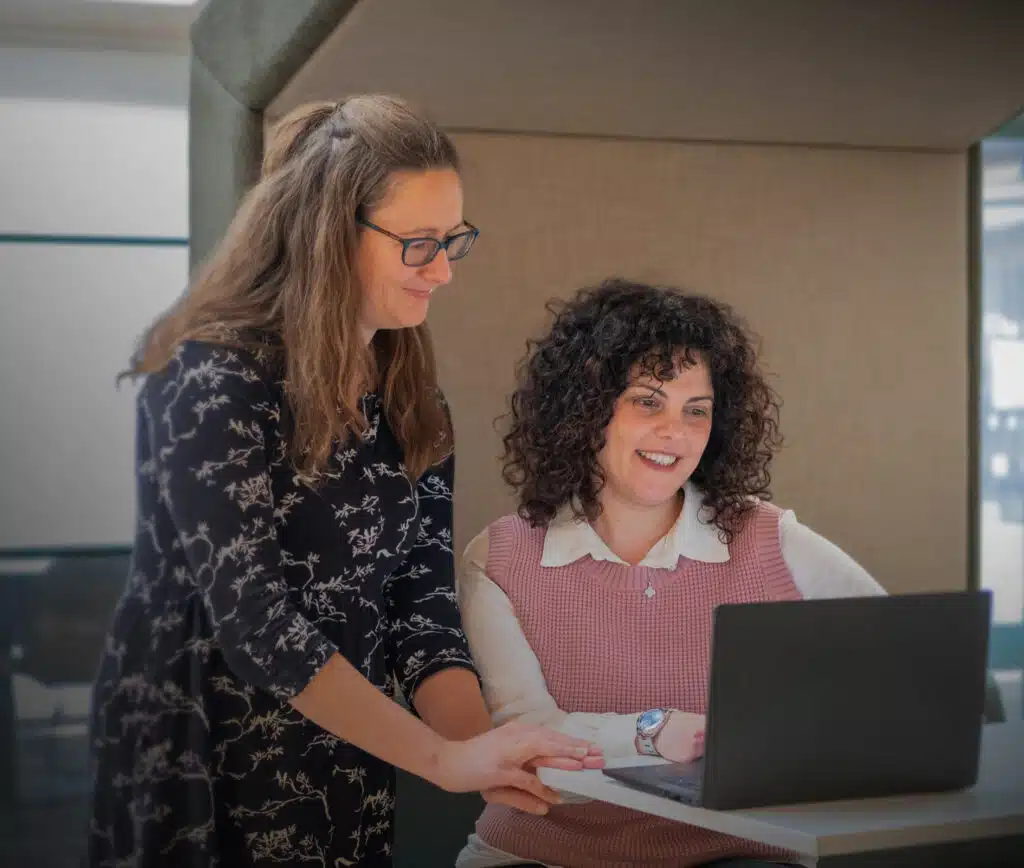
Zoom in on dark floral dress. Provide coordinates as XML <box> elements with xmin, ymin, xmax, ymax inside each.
<box><xmin>86</xmin><ymin>341</ymin><xmax>476</xmax><ymax>866</ymax></box>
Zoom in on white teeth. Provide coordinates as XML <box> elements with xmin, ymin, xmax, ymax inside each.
<box><xmin>637</xmin><ymin>450</ymin><xmax>678</xmax><ymax>466</ymax></box>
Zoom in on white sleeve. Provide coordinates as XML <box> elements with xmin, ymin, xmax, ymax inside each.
<box><xmin>457</xmin><ymin>528</ymin><xmax>641</xmax><ymax>758</ymax></box>
<box><xmin>778</xmin><ymin>511</ymin><xmax>887</xmax><ymax>599</ymax></box>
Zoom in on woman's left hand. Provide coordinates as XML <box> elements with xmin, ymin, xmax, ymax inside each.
<box><xmin>652</xmin><ymin>711</ymin><xmax>705</xmax><ymax>764</ymax></box>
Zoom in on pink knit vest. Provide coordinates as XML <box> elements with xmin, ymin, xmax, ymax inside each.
<box><xmin>474</xmin><ymin>501</ymin><xmax>803</xmax><ymax>868</ymax></box>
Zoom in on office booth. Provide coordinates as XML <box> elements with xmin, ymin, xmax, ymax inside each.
<box><xmin>179</xmin><ymin>2</ymin><xmax>1024</xmax><ymax>865</ymax></box>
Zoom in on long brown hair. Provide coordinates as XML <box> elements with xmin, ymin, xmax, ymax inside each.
<box><xmin>126</xmin><ymin>95</ymin><xmax>456</xmax><ymax>480</ymax></box>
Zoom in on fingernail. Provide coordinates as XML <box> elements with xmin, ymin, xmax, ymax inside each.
<box><xmin>534</xmin><ymin>804</ymin><xmax>549</xmax><ymax>815</ymax></box>
<box><xmin>575</xmin><ymin>746</ymin><xmax>588</xmax><ymax>757</ymax></box>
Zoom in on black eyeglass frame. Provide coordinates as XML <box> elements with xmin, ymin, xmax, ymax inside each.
<box><xmin>356</xmin><ymin>216</ymin><xmax>480</xmax><ymax>266</ymax></box>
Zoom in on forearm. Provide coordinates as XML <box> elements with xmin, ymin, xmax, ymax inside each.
<box><xmin>413</xmin><ymin>666</ymin><xmax>492</xmax><ymax>741</ymax></box>
<box><xmin>512</xmin><ymin>707</ymin><xmax>641</xmax><ymax>758</ymax></box>
<box><xmin>290</xmin><ymin>653</ymin><xmax>446</xmax><ymax>785</ymax></box>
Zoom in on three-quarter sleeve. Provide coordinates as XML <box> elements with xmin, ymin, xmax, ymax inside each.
<box><xmin>144</xmin><ymin>344</ymin><xmax>339</xmax><ymax>701</ymax></box>
<box><xmin>383</xmin><ymin>452</ymin><xmax>478</xmax><ymax>702</ymax></box>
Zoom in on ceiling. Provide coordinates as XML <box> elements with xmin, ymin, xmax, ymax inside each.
<box><xmin>269</xmin><ymin>0</ymin><xmax>1024</xmax><ymax>150</ymax></box>
<box><xmin>0</xmin><ymin>0</ymin><xmax>204</xmax><ymax>51</ymax></box>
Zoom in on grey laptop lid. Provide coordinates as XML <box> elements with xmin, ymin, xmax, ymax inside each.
<box><xmin>696</xmin><ymin>590</ymin><xmax>992</xmax><ymax>809</ymax></box>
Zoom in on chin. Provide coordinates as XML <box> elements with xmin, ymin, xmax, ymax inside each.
<box><xmin>400</xmin><ymin>300</ymin><xmax>432</xmax><ymax>328</ymax></box>
<box><xmin>383</xmin><ymin>308</ymin><xmax>429</xmax><ymax>330</ymax></box>
<box><xmin>631</xmin><ymin>489</ymin><xmax>684</xmax><ymax>509</ymax></box>
<box><xmin>401</xmin><ymin>312</ymin><xmax>429</xmax><ymax>329</ymax></box>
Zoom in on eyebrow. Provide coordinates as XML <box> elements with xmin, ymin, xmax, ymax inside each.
<box><xmin>397</xmin><ymin>222</ymin><xmax>467</xmax><ymax>237</ymax></box>
<box><xmin>630</xmin><ymin>383</ymin><xmax>714</xmax><ymax>403</ymax></box>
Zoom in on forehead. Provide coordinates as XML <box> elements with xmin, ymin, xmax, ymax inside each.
<box><xmin>372</xmin><ymin>168</ymin><xmax>464</xmax><ymax>229</ymax></box>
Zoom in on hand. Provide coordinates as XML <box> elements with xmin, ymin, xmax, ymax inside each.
<box><xmin>652</xmin><ymin>711</ymin><xmax>705</xmax><ymax>764</ymax></box>
<box><xmin>429</xmin><ymin>721</ymin><xmax>601</xmax><ymax>806</ymax></box>
<box><xmin>481</xmin><ymin>748</ymin><xmax>605</xmax><ymax>815</ymax></box>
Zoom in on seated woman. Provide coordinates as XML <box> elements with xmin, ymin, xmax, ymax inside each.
<box><xmin>455</xmin><ymin>279</ymin><xmax>885</xmax><ymax>868</ymax></box>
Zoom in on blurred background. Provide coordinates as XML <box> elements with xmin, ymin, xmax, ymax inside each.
<box><xmin>0</xmin><ymin>1</ymin><xmax>1022</xmax><ymax>865</ymax></box>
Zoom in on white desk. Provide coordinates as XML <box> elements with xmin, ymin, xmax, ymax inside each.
<box><xmin>539</xmin><ymin>722</ymin><xmax>1024</xmax><ymax>862</ymax></box>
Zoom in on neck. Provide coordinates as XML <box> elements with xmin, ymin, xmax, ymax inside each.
<box><xmin>590</xmin><ymin>490</ymin><xmax>684</xmax><ymax>565</ymax></box>
<box><xmin>352</xmin><ymin>328</ymin><xmax>378</xmax><ymax>397</ymax></box>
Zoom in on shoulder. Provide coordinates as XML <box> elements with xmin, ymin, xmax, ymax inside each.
<box><xmin>140</xmin><ymin>341</ymin><xmax>285</xmax><ymax>437</ymax></box>
<box><xmin>746</xmin><ymin>498</ymin><xmax>785</xmax><ymax>521</ymax></box>
<box><xmin>743</xmin><ymin>498</ymin><xmax>815</xmax><ymax>545</ymax></box>
<box><xmin>144</xmin><ymin>341</ymin><xmax>280</xmax><ymax>400</ymax></box>
<box><xmin>180</xmin><ymin>339</ymin><xmax>281</xmax><ymax>384</ymax></box>
<box><xmin>489</xmin><ymin>512</ymin><xmax>537</xmax><ymax>538</ymax></box>
<box><xmin>462</xmin><ymin>526</ymin><xmax>491</xmax><ymax>570</ymax></box>
<box><xmin>775</xmin><ymin>508</ymin><xmax>887</xmax><ymax>598</ymax></box>
<box><xmin>462</xmin><ymin>514</ymin><xmax>538</xmax><ymax>566</ymax></box>
<box><xmin>755</xmin><ymin>498</ymin><xmax>784</xmax><ymax>516</ymax></box>
<box><xmin>729</xmin><ymin>497</ymin><xmax>787</xmax><ymax>542</ymax></box>
<box><xmin>486</xmin><ymin>513</ymin><xmax>546</xmax><ymax>562</ymax></box>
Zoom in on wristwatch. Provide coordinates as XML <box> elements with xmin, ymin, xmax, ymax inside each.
<box><xmin>635</xmin><ymin>708</ymin><xmax>673</xmax><ymax>756</ymax></box>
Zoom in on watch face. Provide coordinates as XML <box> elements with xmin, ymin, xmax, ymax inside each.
<box><xmin>637</xmin><ymin>708</ymin><xmax>666</xmax><ymax>736</ymax></box>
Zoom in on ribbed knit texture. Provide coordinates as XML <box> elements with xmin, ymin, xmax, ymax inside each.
<box><xmin>475</xmin><ymin>501</ymin><xmax>803</xmax><ymax>868</ymax></box>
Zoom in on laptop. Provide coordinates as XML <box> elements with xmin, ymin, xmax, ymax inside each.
<box><xmin>603</xmin><ymin>590</ymin><xmax>992</xmax><ymax>810</ymax></box>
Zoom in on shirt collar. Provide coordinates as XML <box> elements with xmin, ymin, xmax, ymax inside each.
<box><xmin>540</xmin><ymin>480</ymin><xmax>730</xmax><ymax>569</ymax></box>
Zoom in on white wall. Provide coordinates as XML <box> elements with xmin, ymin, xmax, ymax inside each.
<box><xmin>0</xmin><ymin>42</ymin><xmax>190</xmax><ymax>551</ymax></box>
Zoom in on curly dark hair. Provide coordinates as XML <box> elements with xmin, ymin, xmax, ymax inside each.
<box><xmin>501</xmin><ymin>278</ymin><xmax>783</xmax><ymax>543</ymax></box>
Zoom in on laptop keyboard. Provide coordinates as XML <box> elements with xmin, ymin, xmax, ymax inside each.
<box><xmin>649</xmin><ymin>758</ymin><xmax>704</xmax><ymax>802</ymax></box>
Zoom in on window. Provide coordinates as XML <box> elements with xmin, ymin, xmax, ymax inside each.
<box><xmin>980</xmin><ymin>119</ymin><xmax>1024</xmax><ymax>720</ymax></box>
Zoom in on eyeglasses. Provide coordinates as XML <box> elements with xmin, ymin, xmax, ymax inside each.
<box><xmin>357</xmin><ymin>216</ymin><xmax>479</xmax><ymax>267</ymax></box>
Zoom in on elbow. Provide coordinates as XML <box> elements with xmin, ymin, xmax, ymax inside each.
<box><xmin>214</xmin><ymin>613</ymin><xmax>336</xmax><ymax>701</ymax></box>
<box><xmin>218</xmin><ymin>634</ymin><xmax>296</xmax><ymax>700</ymax></box>
<box><xmin>490</xmin><ymin>701</ymin><xmax>567</xmax><ymax>731</ymax></box>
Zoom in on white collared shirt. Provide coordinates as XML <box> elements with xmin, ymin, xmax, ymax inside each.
<box><xmin>457</xmin><ymin>482</ymin><xmax>885</xmax><ymax>758</ymax></box>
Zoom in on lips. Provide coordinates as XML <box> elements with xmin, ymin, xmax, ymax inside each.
<box><xmin>636</xmin><ymin>449</ymin><xmax>680</xmax><ymax>469</ymax></box>
<box><xmin>403</xmin><ymin>287</ymin><xmax>433</xmax><ymax>301</ymax></box>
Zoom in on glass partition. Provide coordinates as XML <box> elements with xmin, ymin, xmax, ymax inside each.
<box><xmin>980</xmin><ymin>120</ymin><xmax>1024</xmax><ymax>719</ymax></box>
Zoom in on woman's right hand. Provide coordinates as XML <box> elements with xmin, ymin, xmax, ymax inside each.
<box><xmin>429</xmin><ymin>721</ymin><xmax>601</xmax><ymax>805</ymax></box>
<box><xmin>651</xmin><ymin>711</ymin><xmax>706</xmax><ymax>764</ymax></box>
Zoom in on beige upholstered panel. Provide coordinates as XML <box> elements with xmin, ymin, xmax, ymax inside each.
<box><xmin>266</xmin><ymin>0</ymin><xmax>1024</xmax><ymax>151</ymax></box>
<box><xmin>427</xmin><ymin>133</ymin><xmax>967</xmax><ymax>595</ymax></box>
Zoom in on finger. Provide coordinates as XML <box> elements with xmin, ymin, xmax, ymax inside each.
<box><xmin>516</xmin><ymin>731</ymin><xmax>594</xmax><ymax>763</ymax></box>
<box><xmin>483</xmin><ymin>786</ymin><xmax>551</xmax><ymax>816</ymax></box>
<box><xmin>498</xmin><ymin>768</ymin><xmax>563</xmax><ymax>805</ymax></box>
<box><xmin>512</xmin><ymin>724</ymin><xmax>594</xmax><ymax>753</ymax></box>
<box><xmin>528</xmin><ymin>752</ymin><xmax>606</xmax><ymax>771</ymax></box>
<box><xmin>531</xmin><ymin>755</ymin><xmax>586</xmax><ymax>771</ymax></box>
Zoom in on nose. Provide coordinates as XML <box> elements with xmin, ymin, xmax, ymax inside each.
<box><xmin>654</xmin><ymin>415</ymin><xmax>687</xmax><ymax>440</ymax></box>
<box><xmin>420</xmin><ymin>248</ymin><xmax>453</xmax><ymax>286</ymax></box>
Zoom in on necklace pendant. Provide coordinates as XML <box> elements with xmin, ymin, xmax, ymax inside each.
<box><xmin>644</xmin><ymin>583</ymin><xmax>656</xmax><ymax>599</ymax></box>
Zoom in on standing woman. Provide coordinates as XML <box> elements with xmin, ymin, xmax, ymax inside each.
<box><xmin>86</xmin><ymin>96</ymin><xmax>599</xmax><ymax>867</ymax></box>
